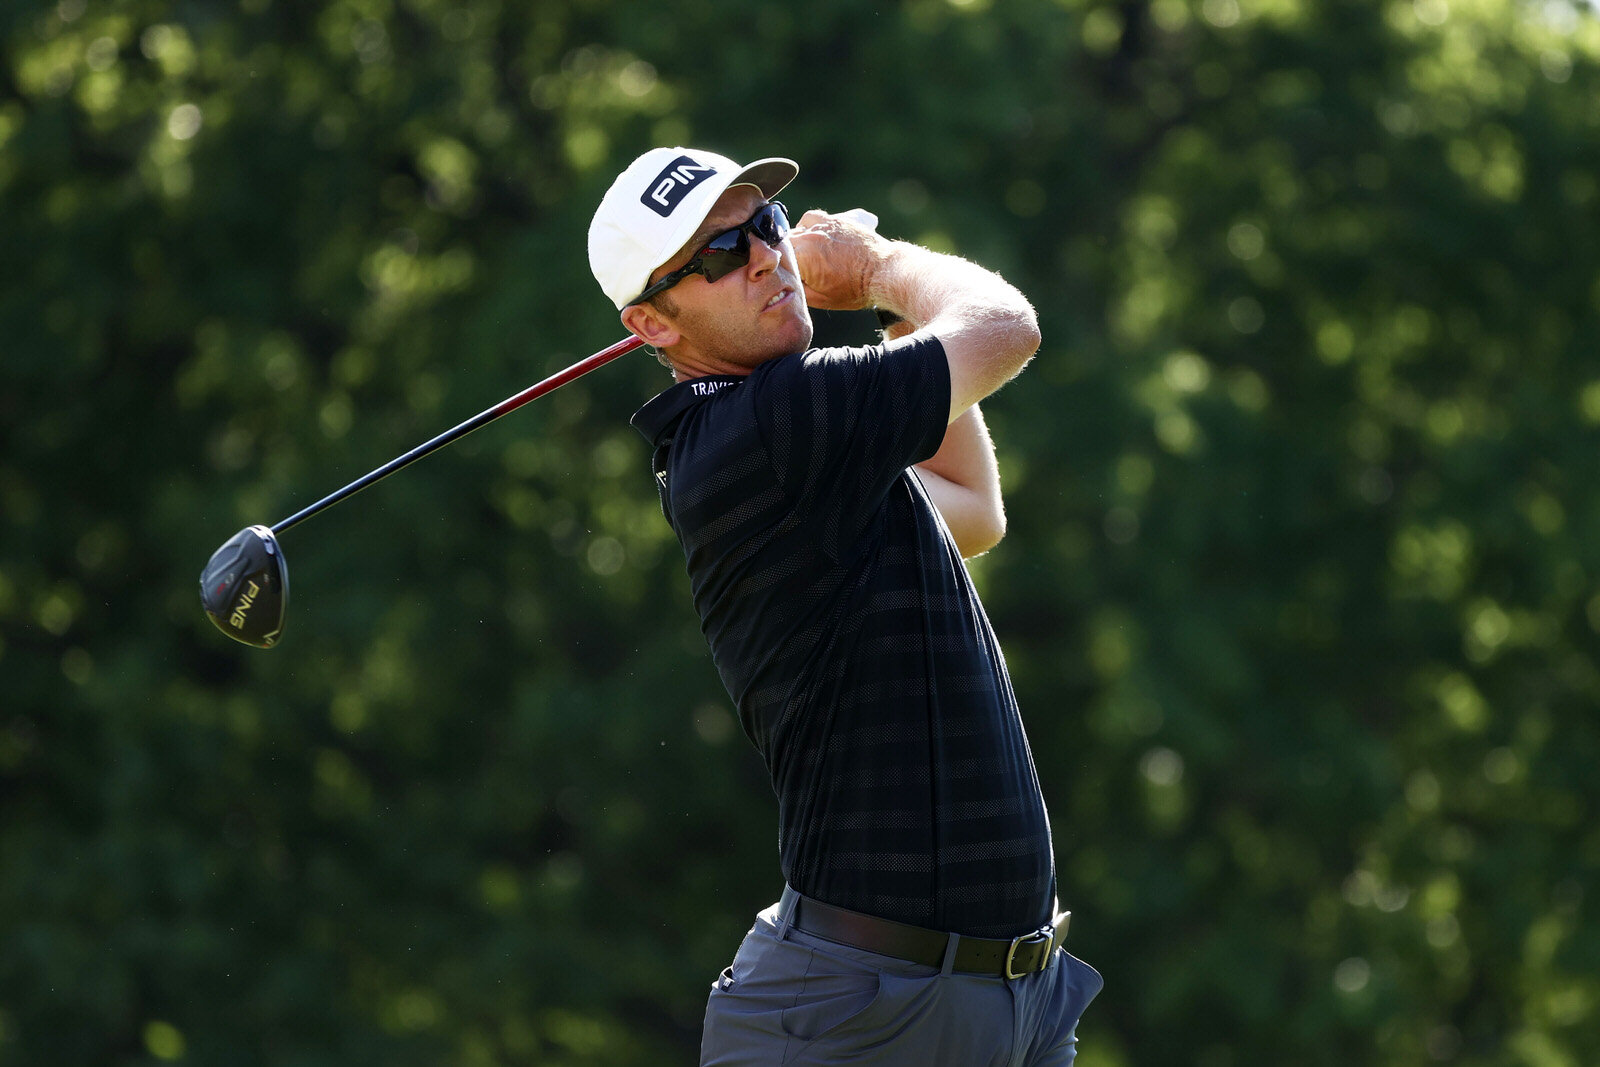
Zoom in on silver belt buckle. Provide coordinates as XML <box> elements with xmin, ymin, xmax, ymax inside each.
<box><xmin>1003</xmin><ymin>924</ymin><xmax>1054</xmax><ymax>980</ymax></box>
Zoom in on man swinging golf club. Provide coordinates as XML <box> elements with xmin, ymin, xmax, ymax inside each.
<box><xmin>590</xmin><ymin>146</ymin><xmax>1102</xmax><ymax>1065</ymax></box>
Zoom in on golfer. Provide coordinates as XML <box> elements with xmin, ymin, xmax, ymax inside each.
<box><xmin>589</xmin><ymin>147</ymin><xmax>1101</xmax><ymax>1065</ymax></box>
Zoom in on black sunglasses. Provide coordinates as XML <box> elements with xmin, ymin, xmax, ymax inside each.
<box><xmin>628</xmin><ymin>201</ymin><xmax>790</xmax><ymax>306</ymax></box>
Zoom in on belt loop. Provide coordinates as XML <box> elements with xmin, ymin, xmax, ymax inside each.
<box><xmin>939</xmin><ymin>931</ymin><xmax>960</xmax><ymax>977</ymax></box>
<box><xmin>776</xmin><ymin>885</ymin><xmax>801</xmax><ymax>941</ymax></box>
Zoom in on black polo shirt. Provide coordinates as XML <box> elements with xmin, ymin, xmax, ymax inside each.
<box><xmin>631</xmin><ymin>336</ymin><xmax>1055</xmax><ymax>937</ymax></box>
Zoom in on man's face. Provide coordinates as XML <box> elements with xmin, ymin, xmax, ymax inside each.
<box><xmin>641</xmin><ymin>185</ymin><xmax>814</xmax><ymax>374</ymax></box>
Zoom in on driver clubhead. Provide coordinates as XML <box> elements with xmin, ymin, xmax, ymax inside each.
<box><xmin>200</xmin><ymin>525</ymin><xmax>288</xmax><ymax>649</ymax></box>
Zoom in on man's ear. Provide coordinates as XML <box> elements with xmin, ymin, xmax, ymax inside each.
<box><xmin>621</xmin><ymin>303</ymin><xmax>680</xmax><ymax>351</ymax></box>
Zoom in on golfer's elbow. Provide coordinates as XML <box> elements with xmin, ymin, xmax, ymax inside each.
<box><xmin>1013</xmin><ymin>304</ymin><xmax>1042</xmax><ymax>361</ymax></box>
<box><xmin>954</xmin><ymin>499</ymin><xmax>1007</xmax><ymax>559</ymax></box>
<box><xmin>962</xmin><ymin>516</ymin><xmax>1006</xmax><ymax>559</ymax></box>
<box><xmin>993</xmin><ymin>300</ymin><xmax>1041</xmax><ymax>379</ymax></box>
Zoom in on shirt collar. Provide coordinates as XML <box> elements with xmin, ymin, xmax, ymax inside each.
<box><xmin>630</xmin><ymin>375</ymin><xmax>744</xmax><ymax>445</ymax></box>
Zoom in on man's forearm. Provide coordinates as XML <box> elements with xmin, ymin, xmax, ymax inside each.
<box><xmin>914</xmin><ymin>405</ymin><xmax>1006</xmax><ymax>557</ymax></box>
<box><xmin>792</xmin><ymin>212</ymin><xmax>1039</xmax><ymax>422</ymax></box>
<box><xmin>868</xmin><ymin>243</ymin><xmax>1040</xmax><ymax>419</ymax></box>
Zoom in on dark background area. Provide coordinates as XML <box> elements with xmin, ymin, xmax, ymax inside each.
<box><xmin>4</xmin><ymin>0</ymin><xmax>1599</xmax><ymax>1063</ymax></box>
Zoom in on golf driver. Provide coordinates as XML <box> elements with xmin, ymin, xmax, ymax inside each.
<box><xmin>200</xmin><ymin>335</ymin><xmax>644</xmax><ymax>648</ymax></box>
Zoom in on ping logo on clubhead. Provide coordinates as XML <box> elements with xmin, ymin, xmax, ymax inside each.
<box><xmin>230</xmin><ymin>578</ymin><xmax>261</xmax><ymax>630</ymax></box>
<box><xmin>641</xmin><ymin>156</ymin><xmax>717</xmax><ymax>217</ymax></box>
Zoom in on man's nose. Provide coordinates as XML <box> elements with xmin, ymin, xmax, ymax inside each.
<box><xmin>745</xmin><ymin>232</ymin><xmax>782</xmax><ymax>276</ymax></box>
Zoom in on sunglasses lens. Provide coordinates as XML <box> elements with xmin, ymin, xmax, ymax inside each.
<box><xmin>688</xmin><ymin>204</ymin><xmax>791</xmax><ymax>286</ymax></box>
<box><xmin>755</xmin><ymin>203</ymin><xmax>789</xmax><ymax>243</ymax></box>
<box><xmin>697</xmin><ymin>231</ymin><xmax>750</xmax><ymax>283</ymax></box>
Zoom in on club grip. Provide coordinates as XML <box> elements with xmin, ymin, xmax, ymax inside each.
<box><xmin>839</xmin><ymin>208</ymin><xmax>879</xmax><ymax>231</ymax></box>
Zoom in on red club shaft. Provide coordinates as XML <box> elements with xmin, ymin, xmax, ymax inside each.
<box><xmin>271</xmin><ymin>336</ymin><xmax>644</xmax><ymax>535</ymax></box>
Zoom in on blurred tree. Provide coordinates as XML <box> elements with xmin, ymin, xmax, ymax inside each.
<box><xmin>1</xmin><ymin>0</ymin><xmax>1597</xmax><ymax>1064</ymax></box>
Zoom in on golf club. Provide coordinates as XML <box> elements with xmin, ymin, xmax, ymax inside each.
<box><xmin>200</xmin><ymin>335</ymin><xmax>644</xmax><ymax>648</ymax></box>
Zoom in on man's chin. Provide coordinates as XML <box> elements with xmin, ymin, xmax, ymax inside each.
<box><xmin>783</xmin><ymin>306</ymin><xmax>815</xmax><ymax>353</ymax></box>
<box><xmin>749</xmin><ymin>310</ymin><xmax>812</xmax><ymax>364</ymax></box>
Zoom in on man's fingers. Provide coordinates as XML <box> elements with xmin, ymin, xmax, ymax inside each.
<box><xmin>794</xmin><ymin>208</ymin><xmax>879</xmax><ymax>234</ymax></box>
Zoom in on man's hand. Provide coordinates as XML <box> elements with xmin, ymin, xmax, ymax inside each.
<box><xmin>790</xmin><ymin>209</ymin><xmax>891</xmax><ymax>311</ymax></box>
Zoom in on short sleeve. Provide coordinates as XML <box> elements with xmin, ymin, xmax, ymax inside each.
<box><xmin>748</xmin><ymin>334</ymin><xmax>950</xmax><ymax>555</ymax></box>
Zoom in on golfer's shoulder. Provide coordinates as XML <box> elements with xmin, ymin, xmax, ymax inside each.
<box><xmin>751</xmin><ymin>340</ymin><xmax>929</xmax><ymax>393</ymax></box>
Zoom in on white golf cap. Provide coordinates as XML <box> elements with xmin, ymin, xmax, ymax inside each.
<box><xmin>588</xmin><ymin>146</ymin><xmax>798</xmax><ymax>309</ymax></box>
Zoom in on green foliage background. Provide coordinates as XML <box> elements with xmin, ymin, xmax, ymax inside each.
<box><xmin>4</xmin><ymin>0</ymin><xmax>1599</xmax><ymax>1063</ymax></box>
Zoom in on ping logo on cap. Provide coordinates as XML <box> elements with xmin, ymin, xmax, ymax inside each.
<box><xmin>641</xmin><ymin>155</ymin><xmax>717</xmax><ymax>217</ymax></box>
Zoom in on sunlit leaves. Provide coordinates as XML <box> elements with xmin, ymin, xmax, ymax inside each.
<box><xmin>6</xmin><ymin>0</ymin><xmax>1600</xmax><ymax>1063</ymax></box>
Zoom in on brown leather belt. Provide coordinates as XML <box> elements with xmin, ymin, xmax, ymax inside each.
<box><xmin>783</xmin><ymin>889</ymin><xmax>1070</xmax><ymax>979</ymax></box>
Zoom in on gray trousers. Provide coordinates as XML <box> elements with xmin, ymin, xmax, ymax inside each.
<box><xmin>700</xmin><ymin>891</ymin><xmax>1103</xmax><ymax>1066</ymax></box>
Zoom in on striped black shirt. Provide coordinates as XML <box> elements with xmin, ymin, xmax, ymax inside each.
<box><xmin>631</xmin><ymin>337</ymin><xmax>1054</xmax><ymax>937</ymax></box>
